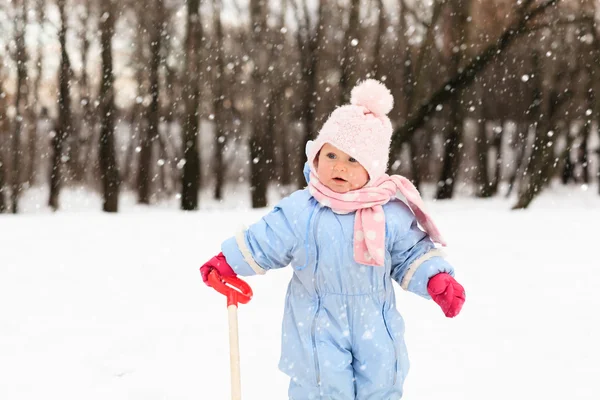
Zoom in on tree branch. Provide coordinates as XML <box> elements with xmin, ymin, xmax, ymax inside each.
<box><xmin>400</xmin><ymin>0</ymin><xmax>431</xmax><ymax>29</ymax></box>
<box><xmin>524</xmin><ymin>15</ymin><xmax>595</xmax><ymax>33</ymax></box>
<box><xmin>405</xmin><ymin>0</ymin><xmax>446</xmax><ymax>115</ymax></box>
<box><xmin>291</xmin><ymin>0</ymin><xmax>308</xmax><ymax>58</ymax></box>
<box><xmin>390</xmin><ymin>0</ymin><xmax>560</xmax><ymax>152</ymax></box>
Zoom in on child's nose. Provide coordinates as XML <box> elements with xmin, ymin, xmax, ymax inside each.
<box><xmin>333</xmin><ymin>162</ymin><xmax>346</xmax><ymax>172</ymax></box>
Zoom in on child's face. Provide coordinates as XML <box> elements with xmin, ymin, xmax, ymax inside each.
<box><xmin>314</xmin><ymin>143</ymin><xmax>369</xmax><ymax>193</ymax></box>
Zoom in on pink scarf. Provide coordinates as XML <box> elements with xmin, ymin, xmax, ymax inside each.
<box><xmin>308</xmin><ymin>170</ymin><xmax>446</xmax><ymax>267</ymax></box>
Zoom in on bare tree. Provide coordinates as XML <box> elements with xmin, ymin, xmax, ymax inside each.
<box><xmin>212</xmin><ymin>0</ymin><xmax>227</xmax><ymax>200</ymax></box>
<box><xmin>138</xmin><ymin>0</ymin><xmax>164</xmax><ymax>204</ymax></box>
<box><xmin>28</xmin><ymin>0</ymin><xmax>46</xmax><ymax>186</ymax></box>
<box><xmin>388</xmin><ymin>0</ymin><xmax>446</xmax><ymax>186</ymax></box>
<box><xmin>292</xmin><ymin>0</ymin><xmax>324</xmax><ymax>185</ymax></box>
<box><xmin>390</xmin><ymin>0</ymin><xmax>560</xmax><ymax>153</ymax></box>
<box><xmin>579</xmin><ymin>86</ymin><xmax>592</xmax><ymax>185</ymax></box>
<box><xmin>371</xmin><ymin>0</ymin><xmax>387</xmax><ymax>78</ymax></box>
<box><xmin>595</xmin><ymin>48</ymin><xmax>600</xmax><ymax>196</ymax></box>
<box><xmin>270</xmin><ymin>0</ymin><xmax>292</xmax><ymax>187</ymax></box>
<box><xmin>513</xmin><ymin>51</ymin><xmax>554</xmax><ymax>209</ymax></box>
<box><xmin>473</xmin><ymin>79</ymin><xmax>493</xmax><ymax>197</ymax></box>
<box><xmin>470</xmin><ymin>0</ymin><xmax>510</xmax><ymax>198</ymax></box>
<box><xmin>0</xmin><ymin>154</ymin><xmax>4</xmax><ymax>212</ymax></box>
<box><xmin>582</xmin><ymin>4</ymin><xmax>600</xmax><ymax>193</ymax></box>
<box><xmin>181</xmin><ymin>0</ymin><xmax>202</xmax><ymax>210</ymax></box>
<box><xmin>339</xmin><ymin>0</ymin><xmax>360</xmax><ymax>103</ymax></box>
<box><xmin>436</xmin><ymin>0</ymin><xmax>471</xmax><ymax>200</ymax></box>
<box><xmin>78</xmin><ymin>0</ymin><xmax>96</xmax><ymax>185</ymax></box>
<box><xmin>49</xmin><ymin>0</ymin><xmax>73</xmax><ymax>211</ymax></box>
<box><xmin>98</xmin><ymin>0</ymin><xmax>120</xmax><ymax>212</ymax></box>
<box><xmin>0</xmin><ymin>63</ymin><xmax>6</xmax><ymax>213</ymax></box>
<box><xmin>11</xmin><ymin>0</ymin><xmax>29</xmax><ymax>213</ymax></box>
<box><xmin>249</xmin><ymin>0</ymin><xmax>271</xmax><ymax>208</ymax></box>
<box><xmin>592</xmin><ymin>69</ymin><xmax>600</xmax><ymax>194</ymax></box>
<box><xmin>123</xmin><ymin>7</ymin><xmax>149</xmax><ymax>190</ymax></box>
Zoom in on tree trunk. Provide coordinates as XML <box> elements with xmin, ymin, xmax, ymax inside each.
<box><xmin>296</xmin><ymin>0</ymin><xmax>325</xmax><ymax>186</ymax></box>
<box><xmin>436</xmin><ymin>99</ymin><xmax>462</xmax><ymax>199</ymax></box>
<box><xmin>0</xmin><ymin>116</ymin><xmax>5</xmax><ymax>213</ymax></box>
<box><xmin>371</xmin><ymin>0</ymin><xmax>386</xmax><ymax>78</ymax></box>
<box><xmin>579</xmin><ymin>81</ymin><xmax>594</xmax><ymax>185</ymax></box>
<box><xmin>263</xmin><ymin>2</ymin><xmax>288</xmax><ymax>190</ymax></box>
<box><xmin>473</xmin><ymin>77</ymin><xmax>492</xmax><ymax>197</ymax></box>
<box><xmin>506</xmin><ymin>122</ymin><xmax>528</xmax><ymax>197</ymax></box>
<box><xmin>27</xmin><ymin>114</ymin><xmax>38</xmax><ymax>188</ymax></box>
<box><xmin>49</xmin><ymin>0</ymin><xmax>72</xmax><ymax>211</ymax></box>
<box><xmin>249</xmin><ymin>0</ymin><xmax>271</xmax><ymax>208</ymax></box>
<box><xmin>513</xmin><ymin>52</ymin><xmax>555</xmax><ymax>209</ymax></box>
<box><xmin>157</xmin><ymin>132</ymin><xmax>170</xmax><ymax>198</ymax></box>
<box><xmin>12</xmin><ymin>91</ymin><xmax>23</xmax><ymax>213</ymax></box>
<box><xmin>158</xmin><ymin>127</ymin><xmax>177</xmax><ymax>196</ymax></box>
<box><xmin>0</xmin><ymin>151</ymin><xmax>5</xmax><ymax>213</ymax></box>
<box><xmin>78</xmin><ymin>0</ymin><xmax>94</xmax><ymax>185</ymax></box>
<box><xmin>213</xmin><ymin>0</ymin><xmax>226</xmax><ymax>200</ymax></box>
<box><xmin>0</xmin><ymin>78</ymin><xmax>6</xmax><ymax>213</ymax></box>
<box><xmin>272</xmin><ymin>0</ymin><xmax>290</xmax><ymax>186</ymax></box>
<box><xmin>339</xmin><ymin>0</ymin><xmax>360</xmax><ymax>104</ymax></box>
<box><xmin>98</xmin><ymin>1</ymin><xmax>120</xmax><ymax>212</ymax></box>
<box><xmin>408</xmin><ymin>135</ymin><xmax>421</xmax><ymax>190</ymax></box>
<box><xmin>123</xmin><ymin>108</ymin><xmax>140</xmax><ymax>188</ymax></box>
<box><xmin>475</xmin><ymin>118</ymin><xmax>492</xmax><ymax>197</ymax></box>
<box><xmin>561</xmin><ymin>123</ymin><xmax>575</xmax><ymax>184</ymax></box>
<box><xmin>436</xmin><ymin>0</ymin><xmax>469</xmax><ymax>200</ymax></box>
<box><xmin>181</xmin><ymin>0</ymin><xmax>202</xmax><ymax>210</ymax></box>
<box><xmin>265</xmin><ymin>90</ymin><xmax>277</xmax><ymax>174</ymax></box>
<box><xmin>387</xmin><ymin>0</ymin><xmax>415</xmax><ymax>177</ymax></box>
<box><xmin>593</xmin><ymin>85</ymin><xmax>600</xmax><ymax>195</ymax></box>
<box><xmin>299</xmin><ymin>54</ymin><xmax>318</xmax><ymax>180</ymax></box>
<box><xmin>138</xmin><ymin>0</ymin><xmax>163</xmax><ymax>205</ymax></box>
<box><xmin>578</xmin><ymin>124</ymin><xmax>589</xmax><ymax>184</ymax></box>
<box><xmin>489</xmin><ymin>121</ymin><xmax>504</xmax><ymax>195</ymax></box>
<box><xmin>11</xmin><ymin>0</ymin><xmax>29</xmax><ymax>214</ymax></box>
<box><xmin>592</xmin><ymin>0</ymin><xmax>600</xmax><ymax>195</ymax></box>
<box><xmin>597</xmin><ymin>137</ymin><xmax>600</xmax><ymax>195</ymax></box>
<box><xmin>28</xmin><ymin>0</ymin><xmax>46</xmax><ymax>187</ymax></box>
<box><xmin>273</xmin><ymin>87</ymin><xmax>290</xmax><ymax>186</ymax></box>
<box><xmin>127</xmin><ymin>18</ymin><xmax>149</xmax><ymax>190</ymax></box>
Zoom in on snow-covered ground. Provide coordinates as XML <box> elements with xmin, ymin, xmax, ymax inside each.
<box><xmin>1</xmin><ymin>183</ymin><xmax>599</xmax><ymax>399</ymax></box>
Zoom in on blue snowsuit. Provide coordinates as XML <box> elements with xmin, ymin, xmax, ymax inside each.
<box><xmin>221</xmin><ymin>168</ymin><xmax>455</xmax><ymax>400</ymax></box>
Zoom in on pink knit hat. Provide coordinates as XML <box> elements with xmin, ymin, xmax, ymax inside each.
<box><xmin>307</xmin><ymin>79</ymin><xmax>394</xmax><ymax>184</ymax></box>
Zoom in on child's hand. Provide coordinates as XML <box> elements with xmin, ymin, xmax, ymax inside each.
<box><xmin>200</xmin><ymin>252</ymin><xmax>237</xmax><ymax>286</ymax></box>
<box><xmin>427</xmin><ymin>273</ymin><xmax>465</xmax><ymax>318</ymax></box>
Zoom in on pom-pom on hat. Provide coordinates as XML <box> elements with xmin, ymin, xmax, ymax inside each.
<box><xmin>307</xmin><ymin>79</ymin><xmax>394</xmax><ymax>184</ymax></box>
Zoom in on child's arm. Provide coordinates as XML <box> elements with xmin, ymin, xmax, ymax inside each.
<box><xmin>219</xmin><ymin>194</ymin><xmax>302</xmax><ymax>276</ymax></box>
<box><xmin>387</xmin><ymin>201</ymin><xmax>455</xmax><ymax>299</ymax></box>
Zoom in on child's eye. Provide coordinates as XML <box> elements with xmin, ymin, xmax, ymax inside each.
<box><xmin>327</xmin><ymin>153</ymin><xmax>336</xmax><ymax>159</ymax></box>
<box><xmin>349</xmin><ymin>157</ymin><xmax>357</xmax><ymax>163</ymax></box>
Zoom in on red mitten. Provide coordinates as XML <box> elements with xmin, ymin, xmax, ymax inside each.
<box><xmin>200</xmin><ymin>252</ymin><xmax>236</xmax><ymax>286</ymax></box>
<box><xmin>427</xmin><ymin>273</ymin><xmax>465</xmax><ymax>318</ymax></box>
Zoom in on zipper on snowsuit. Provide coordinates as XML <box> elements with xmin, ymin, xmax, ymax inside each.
<box><xmin>382</xmin><ymin>251</ymin><xmax>399</xmax><ymax>386</ymax></box>
<box><xmin>309</xmin><ymin>204</ymin><xmax>323</xmax><ymax>388</ymax></box>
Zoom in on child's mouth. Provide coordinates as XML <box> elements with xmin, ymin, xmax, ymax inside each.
<box><xmin>332</xmin><ymin>177</ymin><xmax>347</xmax><ymax>183</ymax></box>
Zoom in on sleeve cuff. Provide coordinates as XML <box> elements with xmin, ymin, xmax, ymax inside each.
<box><xmin>221</xmin><ymin>231</ymin><xmax>267</xmax><ymax>276</ymax></box>
<box><xmin>400</xmin><ymin>249</ymin><xmax>454</xmax><ymax>299</ymax></box>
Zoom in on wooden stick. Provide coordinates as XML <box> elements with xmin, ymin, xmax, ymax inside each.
<box><xmin>228</xmin><ymin>304</ymin><xmax>242</xmax><ymax>400</ymax></box>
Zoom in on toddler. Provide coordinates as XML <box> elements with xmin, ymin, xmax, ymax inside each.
<box><xmin>201</xmin><ymin>79</ymin><xmax>465</xmax><ymax>400</ymax></box>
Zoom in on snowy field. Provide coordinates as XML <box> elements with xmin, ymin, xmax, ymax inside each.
<box><xmin>1</xmin><ymin>183</ymin><xmax>599</xmax><ymax>399</ymax></box>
